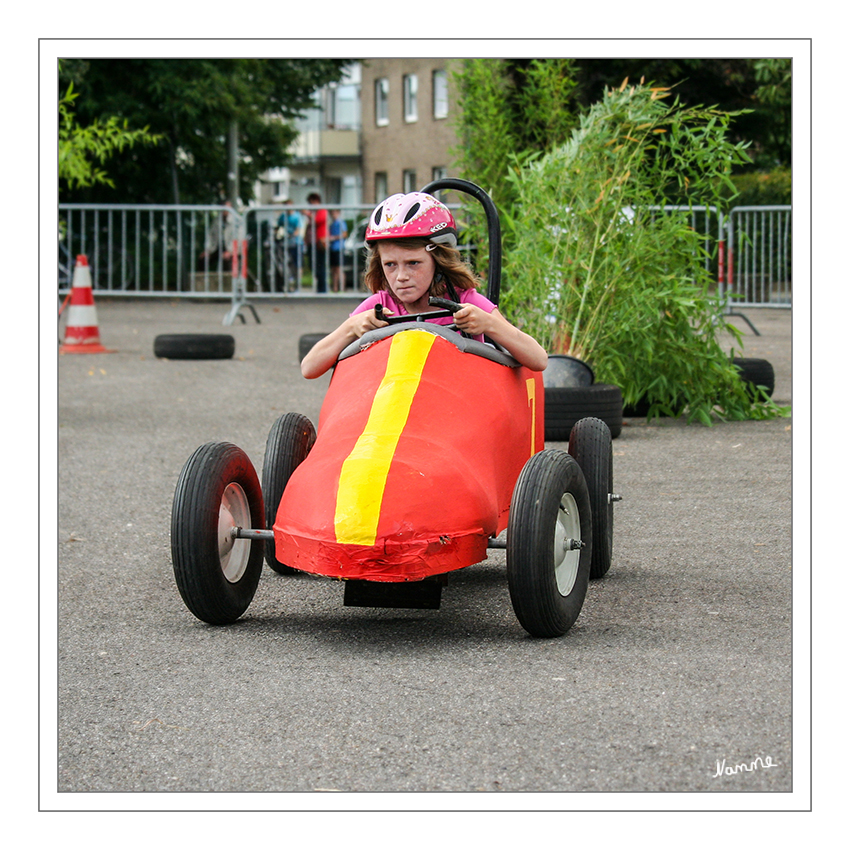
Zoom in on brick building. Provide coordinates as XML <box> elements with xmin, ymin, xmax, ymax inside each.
<box><xmin>255</xmin><ymin>60</ymin><xmax>463</xmax><ymax>210</ymax></box>
<box><xmin>360</xmin><ymin>58</ymin><xmax>460</xmax><ymax>204</ymax></box>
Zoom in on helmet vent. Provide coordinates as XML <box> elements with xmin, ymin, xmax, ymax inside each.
<box><xmin>373</xmin><ymin>206</ymin><xmax>384</xmax><ymax>226</ymax></box>
<box><xmin>403</xmin><ymin>203</ymin><xmax>421</xmax><ymax>223</ymax></box>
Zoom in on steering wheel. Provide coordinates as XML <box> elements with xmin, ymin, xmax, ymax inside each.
<box><xmin>375</xmin><ymin>296</ymin><xmax>463</xmax><ymax>329</ymax></box>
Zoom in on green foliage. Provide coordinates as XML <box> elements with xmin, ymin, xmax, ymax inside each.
<box><xmin>571</xmin><ymin>58</ymin><xmax>792</xmax><ymax>170</ymax></box>
<box><xmin>722</xmin><ymin>167</ymin><xmax>792</xmax><ymax>206</ymax></box>
<box><xmin>501</xmin><ymin>81</ymin><xmax>787</xmax><ymax>424</ymax></box>
<box><xmin>451</xmin><ymin>59</ymin><xmax>579</xmax><ymax>267</ymax></box>
<box><xmin>451</xmin><ymin>59</ymin><xmax>516</xmax><ymax>206</ymax></box>
<box><xmin>750</xmin><ymin>58</ymin><xmax>792</xmax><ymax>168</ymax></box>
<box><xmin>58</xmin><ymin>81</ymin><xmax>161</xmax><ymax>193</ymax></box>
<box><xmin>60</xmin><ymin>58</ymin><xmax>351</xmax><ymax>204</ymax></box>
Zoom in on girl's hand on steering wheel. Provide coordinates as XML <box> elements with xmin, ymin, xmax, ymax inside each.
<box><xmin>451</xmin><ymin>304</ymin><xmax>490</xmax><ymax>337</ymax></box>
<box><xmin>350</xmin><ymin>307</ymin><xmax>393</xmax><ymax>339</ymax></box>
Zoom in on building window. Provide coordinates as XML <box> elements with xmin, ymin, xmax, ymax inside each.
<box><xmin>403</xmin><ymin>74</ymin><xmax>418</xmax><ymax>123</ymax></box>
<box><xmin>431</xmin><ymin>167</ymin><xmax>448</xmax><ymax>199</ymax></box>
<box><xmin>403</xmin><ymin>169</ymin><xmax>417</xmax><ymax>193</ymax></box>
<box><xmin>328</xmin><ymin>82</ymin><xmax>360</xmax><ymax>130</ymax></box>
<box><xmin>433</xmin><ymin>70</ymin><xmax>448</xmax><ymax>119</ymax></box>
<box><xmin>375</xmin><ymin>78</ymin><xmax>389</xmax><ymax>126</ymax></box>
<box><xmin>375</xmin><ymin>172</ymin><xmax>388</xmax><ymax>203</ymax></box>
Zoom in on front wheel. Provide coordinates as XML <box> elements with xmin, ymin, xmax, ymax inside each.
<box><xmin>507</xmin><ymin>450</ymin><xmax>592</xmax><ymax>638</ymax></box>
<box><xmin>171</xmin><ymin>442</ymin><xmax>264</xmax><ymax>624</ymax></box>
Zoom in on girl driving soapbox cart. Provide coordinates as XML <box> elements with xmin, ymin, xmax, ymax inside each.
<box><xmin>170</xmin><ymin>180</ymin><xmax>620</xmax><ymax>638</ymax></box>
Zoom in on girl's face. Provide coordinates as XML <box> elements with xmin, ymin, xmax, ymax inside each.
<box><xmin>378</xmin><ymin>243</ymin><xmax>436</xmax><ymax>313</ymax></box>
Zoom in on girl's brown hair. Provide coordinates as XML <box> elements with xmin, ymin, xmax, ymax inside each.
<box><xmin>363</xmin><ymin>238</ymin><xmax>482</xmax><ymax>299</ymax></box>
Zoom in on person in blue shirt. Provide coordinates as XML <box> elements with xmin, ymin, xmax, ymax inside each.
<box><xmin>276</xmin><ymin>199</ymin><xmax>304</xmax><ymax>291</ymax></box>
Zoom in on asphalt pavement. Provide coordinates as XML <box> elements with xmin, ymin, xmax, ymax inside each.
<box><xmin>52</xmin><ymin>297</ymin><xmax>796</xmax><ymax>806</ymax></box>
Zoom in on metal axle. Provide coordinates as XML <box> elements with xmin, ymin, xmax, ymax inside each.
<box><xmin>235</xmin><ymin>529</ymin><xmax>593</xmax><ymax>551</ymax></box>
<box><xmin>231</xmin><ymin>527</ymin><xmax>274</xmax><ymax>541</ymax></box>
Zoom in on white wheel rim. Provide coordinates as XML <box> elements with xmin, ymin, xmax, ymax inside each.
<box><xmin>218</xmin><ymin>482</ymin><xmax>252</xmax><ymax>583</ymax></box>
<box><xmin>554</xmin><ymin>492</ymin><xmax>581</xmax><ymax>596</ymax></box>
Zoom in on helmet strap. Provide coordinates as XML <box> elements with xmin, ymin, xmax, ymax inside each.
<box><xmin>433</xmin><ymin>270</ymin><xmax>459</xmax><ymax>303</ymax></box>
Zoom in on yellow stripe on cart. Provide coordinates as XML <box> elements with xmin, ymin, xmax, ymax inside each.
<box><xmin>334</xmin><ymin>331</ymin><xmax>437</xmax><ymax>546</ymax></box>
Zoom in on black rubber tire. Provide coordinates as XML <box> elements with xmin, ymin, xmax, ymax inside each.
<box><xmin>623</xmin><ymin>396</ymin><xmax>652</xmax><ymax>418</ymax></box>
<box><xmin>545</xmin><ymin>384</ymin><xmax>623</xmax><ymax>441</ymax></box>
<box><xmin>625</xmin><ymin>357</ymin><xmax>776</xmax><ymax>416</ymax></box>
<box><xmin>154</xmin><ymin>333</ymin><xmax>235</xmax><ymax>360</ymax></box>
<box><xmin>299</xmin><ymin>333</ymin><xmax>328</xmax><ymax>362</ymax></box>
<box><xmin>262</xmin><ymin>413</ymin><xmax>317</xmax><ymax>574</ymax></box>
<box><xmin>542</xmin><ymin>355</ymin><xmax>595</xmax><ymax>388</ymax></box>
<box><xmin>569</xmin><ymin>417</ymin><xmax>614</xmax><ymax>580</ymax></box>
<box><xmin>171</xmin><ymin>442</ymin><xmax>264</xmax><ymax>624</ymax></box>
<box><xmin>507</xmin><ymin>449</ymin><xmax>592</xmax><ymax>638</ymax></box>
<box><xmin>732</xmin><ymin>357</ymin><xmax>775</xmax><ymax>399</ymax></box>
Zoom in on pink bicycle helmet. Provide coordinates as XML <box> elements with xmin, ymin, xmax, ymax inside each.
<box><xmin>365</xmin><ymin>192</ymin><xmax>458</xmax><ymax>247</ymax></box>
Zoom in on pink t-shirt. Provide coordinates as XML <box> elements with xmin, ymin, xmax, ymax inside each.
<box><xmin>351</xmin><ymin>288</ymin><xmax>496</xmax><ymax>342</ymax></box>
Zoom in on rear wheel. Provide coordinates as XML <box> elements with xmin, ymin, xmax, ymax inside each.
<box><xmin>507</xmin><ymin>450</ymin><xmax>592</xmax><ymax>638</ymax></box>
<box><xmin>569</xmin><ymin>417</ymin><xmax>614</xmax><ymax>579</ymax></box>
<box><xmin>171</xmin><ymin>442</ymin><xmax>264</xmax><ymax>624</ymax></box>
<box><xmin>262</xmin><ymin>413</ymin><xmax>316</xmax><ymax>574</ymax></box>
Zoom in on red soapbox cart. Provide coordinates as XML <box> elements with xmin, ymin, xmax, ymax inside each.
<box><xmin>170</xmin><ymin>179</ymin><xmax>619</xmax><ymax>637</ymax></box>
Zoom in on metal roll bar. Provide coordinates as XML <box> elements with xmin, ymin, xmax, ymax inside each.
<box><xmin>420</xmin><ymin>178</ymin><xmax>502</xmax><ymax>306</ymax></box>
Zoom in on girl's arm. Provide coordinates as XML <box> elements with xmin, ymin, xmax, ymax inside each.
<box><xmin>301</xmin><ymin>310</ymin><xmax>390</xmax><ymax>379</ymax></box>
<box><xmin>451</xmin><ymin>304</ymin><xmax>549</xmax><ymax>372</ymax></box>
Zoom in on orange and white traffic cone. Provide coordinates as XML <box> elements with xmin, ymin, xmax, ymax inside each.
<box><xmin>59</xmin><ymin>255</ymin><xmax>115</xmax><ymax>354</ymax></box>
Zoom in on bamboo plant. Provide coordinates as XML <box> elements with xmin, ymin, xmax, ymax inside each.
<box><xmin>501</xmin><ymin>81</ymin><xmax>788</xmax><ymax>423</ymax></box>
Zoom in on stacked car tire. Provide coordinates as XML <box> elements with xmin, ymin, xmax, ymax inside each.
<box><xmin>543</xmin><ymin>355</ymin><xmax>623</xmax><ymax>441</ymax></box>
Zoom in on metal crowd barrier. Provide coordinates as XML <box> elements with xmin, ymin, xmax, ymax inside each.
<box><xmin>58</xmin><ymin>202</ymin><xmax>471</xmax><ymax>322</ymax></box>
<box><xmin>722</xmin><ymin>205</ymin><xmax>792</xmax><ymax>309</ymax></box>
<box><xmin>59</xmin><ymin>204</ymin><xmax>242</xmax><ymax>297</ymax></box>
<box><xmin>58</xmin><ymin>202</ymin><xmax>791</xmax><ymax>326</ymax></box>
<box><xmin>642</xmin><ymin>204</ymin><xmax>792</xmax><ymax>333</ymax></box>
<box><xmin>58</xmin><ymin>202</ymin><xmax>409</xmax><ymax>300</ymax></box>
